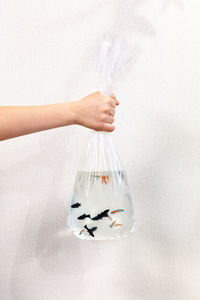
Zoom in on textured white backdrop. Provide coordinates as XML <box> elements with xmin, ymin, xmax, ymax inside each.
<box><xmin>0</xmin><ymin>1</ymin><xmax>200</xmax><ymax>299</ymax></box>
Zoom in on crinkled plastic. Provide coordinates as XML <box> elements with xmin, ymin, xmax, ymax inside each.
<box><xmin>68</xmin><ymin>36</ymin><xmax>140</xmax><ymax>240</ymax></box>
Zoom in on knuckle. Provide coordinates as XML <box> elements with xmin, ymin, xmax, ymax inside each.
<box><xmin>101</xmin><ymin>114</ymin><xmax>107</xmax><ymax>122</ymax></box>
<box><xmin>108</xmin><ymin>116</ymin><xmax>114</xmax><ymax>124</ymax></box>
<box><xmin>105</xmin><ymin>96</ymin><xmax>111</xmax><ymax>103</ymax></box>
<box><xmin>103</xmin><ymin>104</ymin><xmax>110</xmax><ymax>112</ymax></box>
<box><xmin>110</xmin><ymin>99</ymin><xmax>116</xmax><ymax>107</ymax></box>
<box><xmin>102</xmin><ymin>113</ymin><xmax>114</xmax><ymax>123</ymax></box>
<box><xmin>109</xmin><ymin>98</ymin><xmax>114</xmax><ymax>105</ymax></box>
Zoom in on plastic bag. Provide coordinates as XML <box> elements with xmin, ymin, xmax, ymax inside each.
<box><xmin>68</xmin><ymin>36</ymin><xmax>140</xmax><ymax>240</ymax></box>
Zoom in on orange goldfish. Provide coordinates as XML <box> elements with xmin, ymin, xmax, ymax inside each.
<box><xmin>114</xmin><ymin>224</ymin><xmax>122</xmax><ymax>227</ymax></box>
<box><xmin>102</xmin><ymin>175</ymin><xmax>109</xmax><ymax>185</ymax></box>
<box><xmin>79</xmin><ymin>229</ymin><xmax>85</xmax><ymax>235</ymax></box>
<box><xmin>111</xmin><ymin>209</ymin><xmax>124</xmax><ymax>214</ymax></box>
<box><xmin>109</xmin><ymin>220</ymin><xmax>123</xmax><ymax>228</ymax></box>
<box><xmin>110</xmin><ymin>220</ymin><xmax>117</xmax><ymax>228</ymax></box>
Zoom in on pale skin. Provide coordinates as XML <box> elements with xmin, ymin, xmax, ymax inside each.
<box><xmin>0</xmin><ymin>91</ymin><xmax>119</xmax><ymax>141</ymax></box>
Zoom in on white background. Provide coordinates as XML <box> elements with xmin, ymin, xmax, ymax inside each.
<box><xmin>0</xmin><ymin>1</ymin><xmax>200</xmax><ymax>299</ymax></box>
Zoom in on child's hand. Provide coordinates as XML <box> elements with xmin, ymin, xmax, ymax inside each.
<box><xmin>72</xmin><ymin>91</ymin><xmax>119</xmax><ymax>132</ymax></box>
<box><xmin>0</xmin><ymin>91</ymin><xmax>119</xmax><ymax>141</ymax></box>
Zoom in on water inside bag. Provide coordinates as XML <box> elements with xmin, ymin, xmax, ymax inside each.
<box><xmin>68</xmin><ymin>171</ymin><xmax>135</xmax><ymax>240</ymax></box>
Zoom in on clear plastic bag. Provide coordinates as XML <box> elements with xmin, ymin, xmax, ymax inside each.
<box><xmin>68</xmin><ymin>36</ymin><xmax>140</xmax><ymax>240</ymax></box>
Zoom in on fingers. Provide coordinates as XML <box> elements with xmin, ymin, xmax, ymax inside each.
<box><xmin>105</xmin><ymin>97</ymin><xmax>119</xmax><ymax>109</ymax></box>
<box><xmin>108</xmin><ymin>108</ymin><xmax>115</xmax><ymax>117</ymax></box>
<box><xmin>104</xmin><ymin>115</ymin><xmax>114</xmax><ymax>124</ymax></box>
<box><xmin>110</xmin><ymin>93</ymin><xmax>119</xmax><ymax>106</ymax></box>
<box><xmin>103</xmin><ymin>95</ymin><xmax>117</xmax><ymax>129</ymax></box>
<box><xmin>98</xmin><ymin>114</ymin><xmax>115</xmax><ymax>132</ymax></box>
<box><xmin>102</xmin><ymin>123</ymin><xmax>115</xmax><ymax>132</ymax></box>
<box><xmin>95</xmin><ymin>91</ymin><xmax>120</xmax><ymax>132</ymax></box>
<box><xmin>96</xmin><ymin>91</ymin><xmax>119</xmax><ymax>105</ymax></box>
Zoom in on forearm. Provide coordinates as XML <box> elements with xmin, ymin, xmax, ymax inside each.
<box><xmin>0</xmin><ymin>102</ymin><xmax>76</xmax><ymax>141</ymax></box>
<box><xmin>0</xmin><ymin>91</ymin><xmax>118</xmax><ymax>141</ymax></box>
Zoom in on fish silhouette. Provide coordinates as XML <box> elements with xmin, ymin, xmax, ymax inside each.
<box><xmin>71</xmin><ymin>202</ymin><xmax>81</xmax><ymax>208</ymax></box>
<box><xmin>77</xmin><ymin>214</ymin><xmax>91</xmax><ymax>220</ymax></box>
<box><xmin>84</xmin><ymin>225</ymin><xmax>97</xmax><ymax>237</ymax></box>
<box><xmin>91</xmin><ymin>209</ymin><xmax>110</xmax><ymax>220</ymax></box>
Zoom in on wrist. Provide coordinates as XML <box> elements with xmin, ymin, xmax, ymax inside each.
<box><xmin>57</xmin><ymin>102</ymin><xmax>75</xmax><ymax>126</ymax></box>
<box><xmin>67</xmin><ymin>101</ymin><xmax>80</xmax><ymax>125</ymax></box>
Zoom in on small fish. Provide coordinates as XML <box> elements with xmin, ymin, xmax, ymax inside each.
<box><xmin>102</xmin><ymin>175</ymin><xmax>109</xmax><ymax>185</ymax></box>
<box><xmin>114</xmin><ymin>224</ymin><xmax>122</xmax><ymax>227</ymax></box>
<box><xmin>107</xmin><ymin>215</ymin><xmax>113</xmax><ymax>221</ymax></box>
<box><xmin>71</xmin><ymin>202</ymin><xmax>81</xmax><ymax>208</ymax></box>
<box><xmin>77</xmin><ymin>214</ymin><xmax>91</xmax><ymax>220</ymax></box>
<box><xmin>110</xmin><ymin>220</ymin><xmax>123</xmax><ymax>228</ymax></box>
<box><xmin>121</xmin><ymin>172</ymin><xmax>125</xmax><ymax>181</ymax></box>
<box><xmin>110</xmin><ymin>220</ymin><xmax>117</xmax><ymax>228</ymax></box>
<box><xmin>84</xmin><ymin>225</ymin><xmax>97</xmax><ymax>237</ymax></box>
<box><xmin>79</xmin><ymin>229</ymin><xmax>85</xmax><ymax>235</ymax></box>
<box><xmin>111</xmin><ymin>209</ymin><xmax>124</xmax><ymax>214</ymax></box>
<box><xmin>93</xmin><ymin>175</ymin><xmax>101</xmax><ymax>178</ymax></box>
<box><xmin>92</xmin><ymin>209</ymin><xmax>110</xmax><ymax>221</ymax></box>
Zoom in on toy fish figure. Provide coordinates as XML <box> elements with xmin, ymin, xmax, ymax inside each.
<box><xmin>111</xmin><ymin>209</ymin><xmax>124</xmax><ymax>214</ymax></box>
<box><xmin>84</xmin><ymin>225</ymin><xmax>97</xmax><ymax>237</ymax></box>
<box><xmin>102</xmin><ymin>175</ymin><xmax>109</xmax><ymax>185</ymax></box>
<box><xmin>77</xmin><ymin>214</ymin><xmax>91</xmax><ymax>220</ymax></box>
<box><xmin>92</xmin><ymin>209</ymin><xmax>110</xmax><ymax>220</ymax></box>
<box><xmin>71</xmin><ymin>202</ymin><xmax>81</xmax><ymax>208</ymax></box>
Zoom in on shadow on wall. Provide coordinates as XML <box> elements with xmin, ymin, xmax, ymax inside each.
<box><xmin>162</xmin><ymin>0</ymin><xmax>185</xmax><ymax>10</ymax></box>
<box><xmin>8</xmin><ymin>113</ymin><xmax>194</xmax><ymax>300</ymax></box>
<box><xmin>7</xmin><ymin>128</ymin><xmax>81</xmax><ymax>298</ymax></box>
<box><xmin>131</xmin><ymin>112</ymin><xmax>197</xmax><ymax>250</ymax></box>
<box><xmin>8</xmin><ymin>128</ymin><xmax>112</xmax><ymax>299</ymax></box>
<box><xmin>109</xmin><ymin>114</ymin><xmax>198</xmax><ymax>300</ymax></box>
<box><xmin>113</xmin><ymin>0</ymin><xmax>156</xmax><ymax>38</ymax></box>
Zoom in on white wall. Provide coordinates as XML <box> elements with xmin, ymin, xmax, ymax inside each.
<box><xmin>0</xmin><ymin>1</ymin><xmax>200</xmax><ymax>299</ymax></box>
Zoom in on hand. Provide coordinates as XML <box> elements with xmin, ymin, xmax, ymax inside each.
<box><xmin>0</xmin><ymin>92</ymin><xmax>119</xmax><ymax>141</ymax></box>
<box><xmin>72</xmin><ymin>91</ymin><xmax>119</xmax><ymax>132</ymax></box>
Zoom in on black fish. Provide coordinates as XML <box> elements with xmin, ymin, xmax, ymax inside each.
<box><xmin>91</xmin><ymin>209</ymin><xmax>110</xmax><ymax>221</ymax></box>
<box><xmin>77</xmin><ymin>214</ymin><xmax>91</xmax><ymax>220</ymax></box>
<box><xmin>71</xmin><ymin>202</ymin><xmax>81</xmax><ymax>208</ymax></box>
<box><xmin>84</xmin><ymin>225</ymin><xmax>97</xmax><ymax>237</ymax></box>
